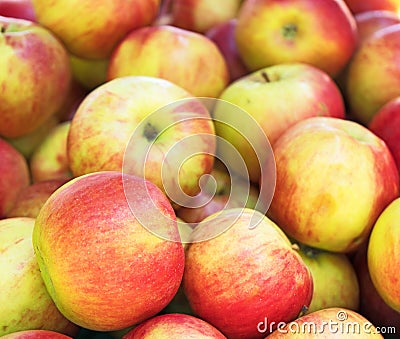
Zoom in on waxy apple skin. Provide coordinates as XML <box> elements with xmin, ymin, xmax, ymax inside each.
<box><xmin>0</xmin><ymin>16</ymin><xmax>71</xmax><ymax>138</ymax></box>
<box><xmin>344</xmin><ymin>0</ymin><xmax>400</xmax><ymax>14</ymax></box>
<box><xmin>183</xmin><ymin>208</ymin><xmax>313</xmax><ymax>338</ymax></box>
<box><xmin>1</xmin><ymin>330</ymin><xmax>73</xmax><ymax>339</ymax></box>
<box><xmin>33</xmin><ymin>171</ymin><xmax>185</xmax><ymax>331</ymax></box>
<box><xmin>268</xmin><ymin>117</ymin><xmax>399</xmax><ymax>253</ymax></box>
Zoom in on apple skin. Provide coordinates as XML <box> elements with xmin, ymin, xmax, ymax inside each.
<box><xmin>298</xmin><ymin>245</ymin><xmax>359</xmax><ymax>314</ymax></box>
<box><xmin>32</xmin><ymin>0</ymin><xmax>161</xmax><ymax>59</ymax></box>
<box><xmin>352</xmin><ymin>240</ymin><xmax>400</xmax><ymax>331</ymax></box>
<box><xmin>267</xmin><ymin>117</ymin><xmax>399</xmax><ymax>253</ymax></box>
<box><xmin>6</xmin><ymin>179</ymin><xmax>68</xmax><ymax>218</ymax></box>
<box><xmin>107</xmin><ymin>25</ymin><xmax>229</xmax><ymax>98</ymax></box>
<box><xmin>69</xmin><ymin>54</ymin><xmax>109</xmax><ymax>90</ymax></box>
<box><xmin>344</xmin><ymin>0</ymin><xmax>400</xmax><ymax>14</ymax></box>
<box><xmin>0</xmin><ymin>217</ymin><xmax>79</xmax><ymax>337</ymax></box>
<box><xmin>68</xmin><ymin>76</ymin><xmax>216</xmax><ymax>198</ymax></box>
<box><xmin>1</xmin><ymin>330</ymin><xmax>73</xmax><ymax>339</ymax></box>
<box><xmin>205</xmin><ymin>19</ymin><xmax>249</xmax><ymax>83</ymax></box>
<box><xmin>214</xmin><ymin>63</ymin><xmax>345</xmax><ymax>183</ymax></box>
<box><xmin>345</xmin><ymin>24</ymin><xmax>400</xmax><ymax>125</ymax></box>
<box><xmin>123</xmin><ymin>314</ymin><xmax>227</xmax><ymax>338</ymax></box>
<box><xmin>170</xmin><ymin>0</ymin><xmax>241</xmax><ymax>33</ymax></box>
<box><xmin>0</xmin><ymin>16</ymin><xmax>71</xmax><ymax>138</ymax></box>
<box><xmin>30</xmin><ymin>121</ymin><xmax>72</xmax><ymax>183</ymax></box>
<box><xmin>368</xmin><ymin>197</ymin><xmax>400</xmax><ymax>313</ymax></box>
<box><xmin>32</xmin><ymin>171</ymin><xmax>185</xmax><ymax>331</ymax></box>
<box><xmin>0</xmin><ymin>0</ymin><xmax>36</xmax><ymax>21</ymax></box>
<box><xmin>0</xmin><ymin>138</ymin><xmax>30</xmax><ymax>218</ymax></box>
<box><xmin>266</xmin><ymin>307</ymin><xmax>384</xmax><ymax>338</ymax></box>
<box><xmin>183</xmin><ymin>208</ymin><xmax>313</xmax><ymax>338</ymax></box>
<box><xmin>368</xmin><ymin>96</ymin><xmax>400</xmax><ymax>175</ymax></box>
<box><xmin>234</xmin><ymin>0</ymin><xmax>358</xmax><ymax>77</ymax></box>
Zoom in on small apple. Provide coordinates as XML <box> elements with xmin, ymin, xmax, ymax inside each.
<box><xmin>1</xmin><ymin>330</ymin><xmax>73</xmax><ymax>339</ymax></box>
<box><xmin>0</xmin><ymin>217</ymin><xmax>79</xmax><ymax>337</ymax></box>
<box><xmin>32</xmin><ymin>0</ymin><xmax>161</xmax><ymax>59</ymax></box>
<box><xmin>298</xmin><ymin>244</ymin><xmax>360</xmax><ymax>314</ymax></box>
<box><xmin>30</xmin><ymin>121</ymin><xmax>72</xmax><ymax>183</ymax></box>
<box><xmin>368</xmin><ymin>197</ymin><xmax>400</xmax><ymax>313</ymax></box>
<box><xmin>183</xmin><ymin>208</ymin><xmax>313</xmax><ymax>338</ymax></box>
<box><xmin>107</xmin><ymin>25</ymin><xmax>229</xmax><ymax>98</ymax></box>
<box><xmin>234</xmin><ymin>0</ymin><xmax>358</xmax><ymax>77</ymax></box>
<box><xmin>345</xmin><ymin>24</ymin><xmax>400</xmax><ymax>124</ymax></box>
<box><xmin>0</xmin><ymin>138</ymin><xmax>30</xmax><ymax>218</ymax></box>
<box><xmin>33</xmin><ymin>171</ymin><xmax>185</xmax><ymax>331</ymax></box>
<box><xmin>123</xmin><ymin>314</ymin><xmax>227</xmax><ymax>338</ymax></box>
<box><xmin>0</xmin><ymin>0</ymin><xmax>36</xmax><ymax>21</ymax></box>
<box><xmin>344</xmin><ymin>0</ymin><xmax>400</xmax><ymax>14</ymax></box>
<box><xmin>205</xmin><ymin>19</ymin><xmax>249</xmax><ymax>83</ymax></box>
<box><xmin>368</xmin><ymin>96</ymin><xmax>400</xmax><ymax>175</ymax></box>
<box><xmin>268</xmin><ymin>117</ymin><xmax>399</xmax><ymax>253</ymax></box>
<box><xmin>266</xmin><ymin>307</ymin><xmax>384</xmax><ymax>338</ymax></box>
<box><xmin>69</xmin><ymin>54</ymin><xmax>109</xmax><ymax>90</ymax></box>
<box><xmin>170</xmin><ymin>0</ymin><xmax>242</xmax><ymax>33</ymax></box>
<box><xmin>0</xmin><ymin>15</ymin><xmax>71</xmax><ymax>138</ymax></box>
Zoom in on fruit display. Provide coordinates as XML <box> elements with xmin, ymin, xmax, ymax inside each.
<box><xmin>1</xmin><ymin>0</ymin><xmax>400</xmax><ymax>338</ymax></box>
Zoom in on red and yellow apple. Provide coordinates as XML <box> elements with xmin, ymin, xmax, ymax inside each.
<box><xmin>268</xmin><ymin>117</ymin><xmax>399</xmax><ymax>253</ymax></box>
<box><xmin>0</xmin><ymin>0</ymin><xmax>36</xmax><ymax>21</ymax></box>
<box><xmin>107</xmin><ymin>25</ymin><xmax>229</xmax><ymax>98</ymax></box>
<box><xmin>234</xmin><ymin>0</ymin><xmax>358</xmax><ymax>77</ymax></box>
<box><xmin>33</xmin><ymin>171</ymin><xmax>185</xmax><ymax>331</ymax></box>
<box><xmin>344</xmin><ymin>0</ymin><xmax>400</xmax><ymax>14</ymax></box>
<box><xmin>0</xmin><ymin>15</ymin><xmax>71</xmax><ymax>138</ymax></box>
<box><xmin>1</xmin><ymin>330</ymin><xmax>73</xmax><ymax>339</ymax></box>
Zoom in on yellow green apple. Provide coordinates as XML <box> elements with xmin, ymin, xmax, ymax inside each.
<box><xmin>69</xmin><ymin>54</ymin><xmax>109</xmax><ymax>90</ymax></box>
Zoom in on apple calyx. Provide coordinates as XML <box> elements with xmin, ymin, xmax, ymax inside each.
<box><xmin>282</xmin><ymin>23</ymin><xmax>298</xmax><ymax>40</ymax></box>
<box><xmin>143</xmin><ymin>122</ymin><xmax>159</xmax><ymax>142</ymax></box>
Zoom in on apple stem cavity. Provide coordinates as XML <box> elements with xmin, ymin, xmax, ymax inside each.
<box><xmin>143</xmin><ymin>122</ymin><xmax>159</xmax><ymax>142</ymax></box>
<box><xmin>282</xmin><ymin>23</ymin><xmax>298</xmax><ymax>40</ymax></box>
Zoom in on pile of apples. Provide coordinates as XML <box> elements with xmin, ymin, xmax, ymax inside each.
<box><xmin>1</xmin><ymin>0</ymin><xmax>400</xmax><ymax>338</ymax></box>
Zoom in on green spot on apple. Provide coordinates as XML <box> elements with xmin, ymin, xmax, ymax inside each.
<box><xmin>282</xmin><ymin>23</ymin><xmax>298</xmax><ymax>40</ymax></box>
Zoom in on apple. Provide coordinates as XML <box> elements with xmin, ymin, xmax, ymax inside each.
<box><xmin>1</xmin><ymin>330</ymin><xmax>73</xmax><ymax>339</ymax></box>
<box><xmin>0</xmin><ymin>0</ymin><xmax>36</xmax><ymax>21</ymax></box>
<box><xmin>107</xmin><ymin>25</ymin><xmax>229</xmax><ymax>98</ymax></box>
<box><xmin>298</xmin><ymin>244</ymin><xmax>359</xmax><ymax>314</ymax></box>
<box><xmin>30</xmin><ymin>121</ymin><xmax>72</xmax><ymax>183</ymax></box>
<box><xmin>6</xmin><ymin>179</ymin><xmax>68</xmax><ymax>218</ymax></box>
<box><xmin>0</xmin><ymin>217</ymin><xmax>79</xmax><ymax>337</ymax></box>
<box><xmin>170</xmin><ymin>0</ymin><xmax>242</xmax><ymax>33</ymax></box>
<box><xmin>344</xmin><ymin>0</ymin><xmax>400</xmax><ymax>14</ymax></box>
<box><xmin>68</xmin><ymin>77</ymin><xmax>216</xmax><ymax>200</ymax></box>
<box><xmin>368</xmin><ymin>197</ymin><xmax>400</xmax><ymax>313</ymax></box>
<box><xmin>33</xmin><ymin>171</ymin><xmax>185</xmax><ymax>331</ymax></box>
<box><xmin>352</xmin><ymin>240</ymin><xmax>400</xmax><ymax>331</ymax></box>
<box><xmin>69</xmin><ymin>54</ymin><xmax>109</xmax><ymax>90</ymax></box>
<box><xmin>32</xmin><ymin>0</ymin><xmax>161</xmax><ymax>59</ymax></box>
<box><xmin>205</xmin><ymin>19</ymin><xmax>249</xmax><ymax>83</ymax></box>
<box><xmin>266</xmin><ymin>307</ymin><xmax>384</xmax><ymax>338</ymax></box>
<box><xmin>183</xmin><ymin>208</ymin><xmax>313</xmax><ymax>338</ymax></box>
<box><xmin>123</xmin><ymin>314</ymin><xmax>227</xmax><ymax>338</ymax></box>
<box><xmin>0</xmin><ymin>138</ymin><xmax>30</xmax><ymax>218</ymax></box>
<box><xmin>0</xmin><ymin>15</ymin><xmax>71</xmax><ymax>138</ymax></box>
<box><xmin>213</xmin><ymin>62</ymin><xmax>345</xmax><ymax>183</ymax></box>
<box><xmin>267</xmin><ymin>117</ymin><xmax>399</xmax><ymax>253</ymax></box>
<box><xmin>368</xmin><ymin>96</ymin><xmax>400</xmax><ymax>175</ymax></box>
<box><xmin>345</xmin><ymin>24</ymin><xmax>400</xmax><ymax>125</ymax></box>
<box><xmin>234</xmin><ymin>0</ymin><xmax>358</xmax><ymax>77</ymax></box>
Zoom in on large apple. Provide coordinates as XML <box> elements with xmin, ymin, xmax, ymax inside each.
<box><xmin>344</xmin><ymin>0</ymin><xmax>400</xmax><ymax>14</ymax></box>
<box><xmin>0</xmin><ymin>15</ymin><xmax>71</xmax><ymax>138</ymax></box>
<box><xmin>268</xmin><ymin>117</ymin><xmax>399</xmax><ymax>253</ymax></box>
<box><xmin>0</xmin><ymin>0</ymin><xmax>36</xmax><ymax>21</ymax></box>
<box><xmin>33</xmin><ymin>171</ymin><xmax>185</xmax><ymax>331</ymax></box>
<box><xmin>368</xmin><ymin>96</ymin><xmax>400</xmax><ymax>175</ymax></box>
<box><xmin>68</xmin><ymin>77</ymin><xmax>216</xmax><ymax>199</ymax></box>
<box><xmin>213</xmin><ymin>62</ymin><xmax>345</xmax><ymax>183</ymax></box>
<box><xmin>0</xmin><ymin>217</ymin><xmax>79</xmax><ymax>337</ymax></box>
<box><xmin>123</xmin><ymin>314</ymin><xmax>227</xmax><ymax>338</ymax></box>
<box><xmin>368</xmin><ymin>197</ymin><xmax>400</xmax><ymax>312</ymax></box>
<box><xmin>345</xmin><ymin>24</ymin><xmax>400</xmax><ymax>124</ymax></box>
<box><xmin>107</xmin><ymin>25</ymin><xmax>229</xmax><ymax>98</ymax></box>
<box><xmin>183</xmin><ymin>208</ymin><xmax>313</xmax><ymax>338</ymax></box>
<box><xmin>0</xmin><ymin>138</ymin><xmax>30</xmax><ymax>218</ymax></box>
<box><xmin>266</xmin><ymin>307</ymin><xmax>384</xmax><ymax>338</ymax></box>
<box><xmin>234</xmin><ymin>0</ymin><xmax>358</xmax><ymax>77</ymax></box>
<box><xmin>170</xmin><ymin>0</ymin><xmax>242</xmax><ymax>33</ymax></box>
<box><xmin>32</xmin><ymin>0</ymin><xmax>161</xmax><ymax>59</ymax></box>
<box><xmin>1</xmin><ymin>330</ymin><xmax>73</xmax><ymax>339</ymax></box>
<box><xmin>298</xmin><ymin>244</ymin><xmax>359</xmax><ymax>314</ymax></box>
<box><xmin>205</xmin><ymin>19</ymin><xmax>249</xmax><ymax>83</ymax></box>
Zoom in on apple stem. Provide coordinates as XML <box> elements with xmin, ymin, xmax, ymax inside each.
<box><xmin>0</xmin><ymin>25</ymin><xmax>5</xmax><ymax>33</ymax></box>
<box><xmin>143</xmin><ymin>122</ymin><xmax>159</xmax><ymax>141</ymax></box>
<box><xmin>261</xmin><ymin>71</ymin><xmax>270</xmax><ymax>82</ymax></box>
